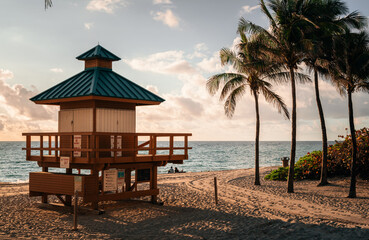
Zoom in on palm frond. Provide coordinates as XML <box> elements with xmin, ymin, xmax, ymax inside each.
<box><xmin>265</xmin><ymin>72</ymin><xmax>291</xmax><ymax>84</ymax></box>
<box><xmin>295</xmin><ymin>72</ymin><xmax>311</xmax><ymax>84</ymax></box>
<box><xmin>260</xmin><ymin>0</ymin><xmax>278</xmax><ymax>30</ymax></box>
<box><xmin>206</xmin><ymin>73</ymin><xmax>244</xmax><ymax>96</ymax></box>
<box><xmin>224</xmin><ymin>85</ymin><xmax>246</xmax><ymax>118</ymax></box>
<box><xmin>238</xmin><ymin>18</ymin><xmax>278</xmax><ymax>45</ymax></box>
<box><xmin>355</xmin><ymin>81</ymin><xmax>369</xmax><ymax>93</ymax></box>
<box><xmin>219</xmin><ymin>76</ymin><xmax>246</xmax><ymax>101</ymax></box>
<box><xmin>260</xmin><ymin>85</ymin><xmax>290</xmax><ymax>119</ymax></box>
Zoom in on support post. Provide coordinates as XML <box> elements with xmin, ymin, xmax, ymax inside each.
<box><xmin>91</xmin><ymin>170</ymin><xmax>99</xmax><ymax>210</ymax></box>
<box><xmin>125</xmin><ymin>169</ymin><xmax>131</xmax><ymax>192</ymax></box>
<box><xmin>42</xmin><ymin>166</ymin><xmax>48</xmax><ymax>203</ymax></box>
<box><xmin>65</xmin><ymin>168</ymin><xmax>72</xmax><ymax>206</ymax></box>
<box><xmin>151</xmin><ymin>166</ymin><xmax>158</xmax><ymax>203</ymax></box>
<box><xmin>72</xmin><ymin>191</ymin><xmax>78</xmax><ymax>231</ymax></box>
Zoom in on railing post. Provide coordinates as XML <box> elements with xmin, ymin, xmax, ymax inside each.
<box><xmin>153</xmin><ymin>135</ymin><xmax>157</xmax><ymax>156</ymax></box>
<box><xmin>48</xmin><ymin>135</ymin><xmax>52</xmax><ymax>155</ymax></box>
<box><xmin>134</xmin><ymin>135</ymin><xmax>138</xmax><ymax>157</ymax></box>
<box><xmin>148</xmin><ymin>136</ymin><xmax>152</xmax><ymax>155</ymax></box>
<box><xmin>26</xmin><ymin>135</ymin><xmax>31</xmax><ymax>160</ymax></box>
<box><xmin>55</xmin><ymin>135</ymin><xmax>59</xmax><ymax>160</ymax></box>
<box><xmin>70</xmin><ymin>135</ymin><xmax>74</xmax><ymax>164</ymax></box>
<box><xmin>114</xmin><ymin>135</ymin><xmax>117</xmax><ymax>162</ymax></box>
<box><xmin>87</xmin><ymin>135</ymin><xmax>90</xmax><ymax>163</ymax></box>
<box><xmin>40</xmin><ymin>136</ymin><xmax>44</xmax><ymax>162</ymax></box>
<box><xmin>184</xmin><ymin>136</ymin><xmax>188</xmax><ymax>157</ymax></box>
<box><xmin>96</xmin><ymin>135</ymin><xmax>100</xmax><ymax>163</ymax></box>
<box><xmin>169</xmin><ymin>136</ymin><xmax>174</xmax><ymax>156</ymax></box>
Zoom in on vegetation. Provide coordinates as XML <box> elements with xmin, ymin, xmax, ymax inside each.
<box><xmin>232</xmin><ymin>0</ymin><xmax>369</xmax><ymax>197</ymax></box>
<box><xmin>238</xmin><ymin>0</ymin><xmax>315</xmax><ymax>193</ymax></box>
<box><xmin>301</xmin><ymin>0</ymin><xmax>365</xmax><ymax>186</ymax></box>
<box><xmin>328</xmin><ymin>30</ymin><xmax>369</xmax><ymax>197</ymax></box>
<box><xmin>207</xmin><ymin>31</ymin><xmax>290</xmax><ymax>185</ymax></box>
<box><xmin>265</xmin><ymin>127</ymin><xmax>369</xmax><ymax>181</ymax></box>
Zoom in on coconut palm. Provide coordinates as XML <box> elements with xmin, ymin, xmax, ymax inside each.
<box><xmin>329</xmin><ymin>30</ymin><xmax>369</xmax><ymax>198</ymax></box>
<box><xmin>238</xmin><ymin>0</ymin><xmax>313</xmax><ymax>193</ymax></box>
<box><xmin>207</xmin><ymin>31</ymin><xmax>290</xmax><ymax>185</ymax></box>
<box><xmin>302</xmin><ymin>0</ymin><xmax>366</xmax><ymax>186</ymax></box>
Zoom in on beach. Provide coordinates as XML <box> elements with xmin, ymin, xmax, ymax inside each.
<box><xmin>0</xmin><ymin>167</ymin><xmax>368</xmax><ymax>239</ymax></box>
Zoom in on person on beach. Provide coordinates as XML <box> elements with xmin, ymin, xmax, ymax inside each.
<box><xmin>168</xmin><ymin>166</ymin><xmax>174</xmax><ymax>173</ymax></box>
<box><xmin>175</xmin><ymin>167</ymin><xmax>179</xmax><ymax>173</ymax></box>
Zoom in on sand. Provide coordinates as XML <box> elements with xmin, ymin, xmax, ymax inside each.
<box><xmin>0</xmin><ymin>167</ymin><xmax>368</xmax><ymax>239</ymax></box>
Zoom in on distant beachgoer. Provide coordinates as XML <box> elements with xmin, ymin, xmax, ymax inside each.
<box><xmin>175</xmin><ymin>167</ymin><xmax>179</xmax><ymax>173</ymax></box>
<box><xmin>168</xmin><ymin>166</ymin><xmax>174</xmax><ymax>174</ymax></box>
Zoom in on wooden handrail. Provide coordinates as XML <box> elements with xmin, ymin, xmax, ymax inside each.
<box><xmin>23</xmin><ymin>132</ymin><xmax>192</xmax><ymax>163</ymax></box>
<box><xmin>137</xmin><ymin>140</ymin><xmax>150</xmax><ymax>149</ymax></box>
<box><xmin>22</xmin><ymin>132</ymin><xmax>192</xmax><ymax>136</ymax></box>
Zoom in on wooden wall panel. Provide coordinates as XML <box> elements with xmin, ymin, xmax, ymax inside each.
<box><xmin>29</xmin><ymin>172</ymin><xmax>75</xmax><ymax>196</ymax></box>
<box><xmin>58</xmin><ymin>110</ymin><xmax>73</xmax><ymax>132</ymax></box>
<box><xmin>85</xmin><ymin>59</ymin><xmax>112</xmax><ymax>69</ymax></box>
<box><xmin>96</xmin><ymin>108</ymin><xmax>135</xmax><ymax>133</ymax></box>
<box><xmin>73</xmin><ymin>108</ymin><xmax>93</xmax><ymax>132</ymax></box>
<box><xmin>59</xmin><ymin>109</ymin><xmax>93</xmax><ymax>132</ymax></box>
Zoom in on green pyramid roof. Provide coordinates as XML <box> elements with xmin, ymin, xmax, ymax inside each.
<box><xmin>31</xmin><ymin>67</ymin><xmax>165</xmax><ymax>104</ymax></box>
<box><xmin>76</xmin><ymin>45</ymin><xmax>121</xmax><ymax>61</ymax></box>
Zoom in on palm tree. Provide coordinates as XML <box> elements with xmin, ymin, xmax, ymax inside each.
<box><xmin>207</xmin><ymin>31</ymin><xmax>290</xmax><ymax>185</ymax></box>
<box><xmin>329</xmin><ymin>30</ymin><xmax>369</xmax><ymax>198</ymax></box>
<box><xmin>302</xmin><ymin>0</ymin><xmax>366</xmax><ymax>186</ymax></box>
<box><xmin>238</xmin><ymin>0</ymin><xmax>312</xmax><ymax>193</ymax></box>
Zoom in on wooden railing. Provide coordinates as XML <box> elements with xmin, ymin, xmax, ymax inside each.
<box><xmin>22</xmin><ymin>132</ymin><xmax>191</xmax><ymax>165</ymax></box>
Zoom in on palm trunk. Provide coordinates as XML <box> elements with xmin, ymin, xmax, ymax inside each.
<box><xmin>254</xmin><ymin>91</ymin><xmax>261</xmax><ymax>185</ymax></box>
<box><xmin>314</xmin><ymin>68</ymin><xmax>329</xmax><ymax>186</ymax></box>
<box><xmin>348</xmin><ymin>89</ymin><xmax>357</xmax><ymax>198</ymax></box>
<box><xmin>287</xmin><ymin>67</ymin><xmax>296</xmax><ymax>193</ymax></box>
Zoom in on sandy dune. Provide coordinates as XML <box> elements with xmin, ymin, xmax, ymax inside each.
<box><xmin>0</xmin><ymin>167</ymin><xmax>368</xmax><ymax>239</ymax></box>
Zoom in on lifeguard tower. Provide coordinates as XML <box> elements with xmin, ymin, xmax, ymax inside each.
<box><xmin>23</xmin><ymin>45</ymin><xmax>191</xmax><ymax>209</ymax></box>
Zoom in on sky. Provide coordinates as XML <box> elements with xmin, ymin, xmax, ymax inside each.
<box><xmin>0</xmin><ymin>0</ymin><xmax>369</xmax><ymax>141</ymax></box>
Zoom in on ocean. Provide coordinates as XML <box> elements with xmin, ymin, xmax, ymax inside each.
<box><xmin>0</xmin><ymin>141</ymin><xmax>333</xmax><ymax>183</ymax></box>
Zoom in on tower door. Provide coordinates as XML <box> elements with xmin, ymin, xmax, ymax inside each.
<box><xmin>59</xmin><ymin>110</ymin><xmax>74</xmax><ymax>132</ymax></box>
<box><xmin>58</xmin><ymin>109</ymin><xmax>93</xmax><ymax>132</ymax></box>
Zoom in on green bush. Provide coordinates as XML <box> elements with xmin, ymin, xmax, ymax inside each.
<box><xmin>264</xmin><ymin>167</ymin><xmax>289</xmax><ymax>180</ymax></box>
<box><xmin>265</xmin><ymin>127</ymin><xmax>369</xmax><ymax>181</ymax></box>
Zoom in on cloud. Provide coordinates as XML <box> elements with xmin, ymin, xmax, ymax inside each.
<box><xmin>0</xmin><ymin>69</ymin><xmax>14</xmax><ymax>80</ymax></box>
<box><xmin>84</xmin><ymin>22</ymin><xmax>94</xmax><ymax>30</ymax></box>
<box><xmin>241</xmin><ymin>5</ymin><xmax>260</xmax><ymax>14</ymax></box>
<box><xmin>188</xmin><ymin>43</ymin><xmax>208</xmax><ymax>59</ymax></box>
<box><xmin>86</xmin><ymin>0</ymin><xmax>127</xmax><ymax>14</ymax></box>
<box><xmin>197</xmin><ymin>52</ymin><xmax>223</xmax><ymax>73</ymax></box>
<box><xmin>49</xmin><ymin>68</ymin><xmax>63</xmax><ymax>73</ymax></box>
<box><xmin>153</xmin><ymin>0</ymin><xmax>172</xmax><ymax>4</ymax></box>
<box><xmin>0</xmin><ymin>69</ymin><xmax>58</xmax><ymax>140</ymax></box>
<box><xmin>146</xmin><ymin>85</ymin><xmax>159</xmax><ymax>95</ymax></box>
<box><xmin>124</xmin><ymin>50</ymin><xmax>197</xmax><ymax>75</ymax></box>
<box><xmin>152</xmin><ymin>9</ymin><xmax>179</xmax><ymax>28</ymax></box>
